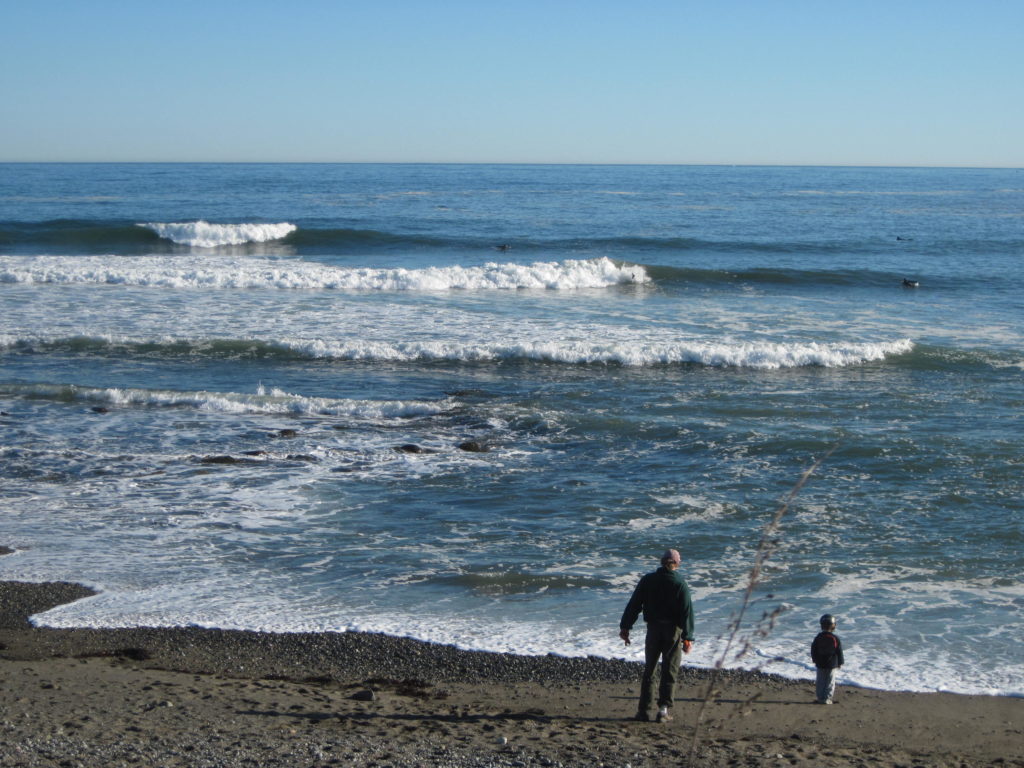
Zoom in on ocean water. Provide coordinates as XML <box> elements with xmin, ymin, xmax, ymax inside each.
<box><xmin>1</xmin><ymin>163</ymin><xmax>1021</xmax><ymax>697</ymax></box>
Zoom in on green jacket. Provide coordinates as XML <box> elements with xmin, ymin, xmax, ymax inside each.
<box><xmin>620</xmin><ymin>566</ymin><xmax>694</xmax><ymax>640</ymax></box>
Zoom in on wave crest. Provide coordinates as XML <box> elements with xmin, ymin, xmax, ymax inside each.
<box><xmin>9</xmin><ymin>382</ymin><xmax>450</xmax><ymax>419</ymax></box>
<box><xmin>0</xmin><ymin>255</ymin><xmax>645</xmax><ymax>291</ymax></box>
<box><xmin>139</xmin><ymin>221</ymin><xmax>297</xmax><ymax>247</ymax></box>
<box><xmin>2</xmin><ymin>334</ymin><xmax>915</xmax><ymax>369</ymax></box>
<box><xmin>283</xmin><ymin>338</ymin><xmax>914</xmax><ymax>368</ymax></box>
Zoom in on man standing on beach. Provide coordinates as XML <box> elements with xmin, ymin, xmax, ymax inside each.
<box><xmin>619</xmin><ymin>548</ymin><xmax>694</xmax><ymax>722</ymax></box>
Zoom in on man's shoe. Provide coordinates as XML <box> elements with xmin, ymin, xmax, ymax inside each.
<box><xmin>633</xmin><ymin>711</ymin><xmax>650</xmax><ymax>722</ymax></box>
<box><xmin>656</xmin><ymin>707</ymin><xmax>672</xmax><ymax>722</ymax></box>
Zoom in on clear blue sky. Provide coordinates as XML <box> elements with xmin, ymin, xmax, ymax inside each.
<box><xmin>2</xmin><ymin>0</ymin><xmax>1021</xmax><ymax>166</ymax></box>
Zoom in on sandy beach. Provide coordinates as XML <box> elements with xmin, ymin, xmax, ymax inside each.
<box><xmin>0</xmin><ymin>579</ymin><xmax>1020</xmax><ymax>767</ymax></box>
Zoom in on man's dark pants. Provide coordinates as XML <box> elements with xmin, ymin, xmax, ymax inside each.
<box><xmin>638</xmin><ymin>621</ymin><xmax>683</xmax><ymax>713</ymax></box>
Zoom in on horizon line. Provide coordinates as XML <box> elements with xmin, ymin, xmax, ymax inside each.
<box><xmin>1</xmin><ymin>160</ymin><xmax>1021</xmax><ymax>171</ymax></box>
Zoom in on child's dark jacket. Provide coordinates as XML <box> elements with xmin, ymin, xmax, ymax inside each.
<box><xmin>811</xmin><ymin>631</ymin><xmax>844</xmax><ymax>669</ymax></box>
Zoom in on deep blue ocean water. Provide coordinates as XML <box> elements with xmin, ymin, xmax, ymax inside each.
<box><xmin>1</xmin><ymin>163</ymin><xmax>1021</xmax><ymax>696</ymax></box>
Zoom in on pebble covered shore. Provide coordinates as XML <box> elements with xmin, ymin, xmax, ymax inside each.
<box><xmin>2</xmin><ymin>579</ymin><xmax>1022</xmax><ymax>767</ymax></box>
<box><xmin>0</xmin><ymin>581</ymin><xmax>650</xmax><ymax>685</ymax></box>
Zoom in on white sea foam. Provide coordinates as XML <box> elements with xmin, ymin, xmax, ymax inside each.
<box><xmin>0</xmin><ymin>255</ymin><xmax>644</xmax><ymax>291</ymax></box>
<box><xmin>647</xmin><ymin>494</ymin><xmax>734</xmax><ymax>521</ymax></box>
<box><xmin>140</xmin><ymin>221</ymin><xmax>297</xmax><ymax>247</ymax></box>
<box><xmin>624</xmin><ymin>516</ymin><xmax>677</xmax><ymax>531</ymax></box>
<box><xmin>10</xmin><ymin>383</ymin><xmax>450</xmax><ymax>420</ymax></box>
<box><xmin>277</xmin><ymin>337</ymin><xmax>914</xmax><ymax>369</ymax></box>
<box><xmin>4</xmin><ymin>526</ymin><xmax>1020</xmax><ymax>696</ymax></box>
<box><xmin>23</xmin><ymin>588</ymin><xmax>1022</xmax><ymax>696</ymax></box>
<box><xmin>0</xmin><ymin>332</ymin><xmax>915</xmax><ymax>369</ymax></box>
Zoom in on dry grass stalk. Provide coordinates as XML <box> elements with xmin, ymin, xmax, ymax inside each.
<box><xmin>685</xmin><ymin>445</ymin><xmax>837</xmax><ymax>765</ymax></box>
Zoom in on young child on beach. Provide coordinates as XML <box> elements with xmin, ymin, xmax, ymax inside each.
<box><xmin>811</xmin><ymin>613</ymin><xmax>844</xmax><ymax>704</ymax></box>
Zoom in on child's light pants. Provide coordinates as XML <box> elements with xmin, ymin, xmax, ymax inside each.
<box><xmin>815</xmin><ymin>666</ymin><xmax>836</xmax><ymax>703</ymax></box>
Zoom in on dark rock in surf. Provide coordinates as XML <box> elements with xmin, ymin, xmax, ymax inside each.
<box><xmin>394</xmin><ymin>444</ymin><xmax>435</xmax><ymax>454</ymax></box>
<box><xmin>445</xmin><ymin>389</ymin><xmax>490</xmax><ymax>398</ymax></box>
<box><xmin>457</xmin><ymin>441</ymin><xmax>490</xmax><ymax>453</ymax></box>
<box><xmin>273</xmin><ymin>429</ymin><xmax>299</xmax><ymax>439</ymax></box>
<box><xmin>200</xmin><ymin>455</ymin><xmax>259</xmax><ymax>465</ymax></box>
<box><xmin>90</xmin><ymin>407</ymin><xmax>110</xmax><ymax>414</ymax></box>
<box><xmin>200</xmin><ymin>455</ymin><xmax>239</xmax><ymax>464</ymax></box>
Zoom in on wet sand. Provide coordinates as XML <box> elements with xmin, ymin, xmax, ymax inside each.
<box><xmin>1</xmin><ymin>580</ymin><xmax>1021</xmax><ymax>767</ymax></box>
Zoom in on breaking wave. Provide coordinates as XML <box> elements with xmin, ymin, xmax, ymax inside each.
<box><xmin>139</xmin><ymin>221</ymin><xmax>297</xmax><ymax>247</ymax></box>
<box><xmin>5</xmin><ymin>218</ymin><xmax>1024</xmax><ymax>259</ymax></box>
<box><xmin>1</xmin><ymin>334</ymin><xmax>915</xmax><ymax>369</ymax></box>
<box><xmin>0</xmin><ymin>255</ymin><xmax>645</xmax><ymax>291</ymax></box>
<box><xmin>8</xmin><ymin>382</ymin><xmax>450</xmax><ymax>420</ymax></box>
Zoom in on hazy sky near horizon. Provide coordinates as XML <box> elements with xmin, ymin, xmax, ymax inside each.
<box><xmin>2</xmin><ymin>1</ymin><xmax>1021</xmax><ymax>166</ymax></box>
